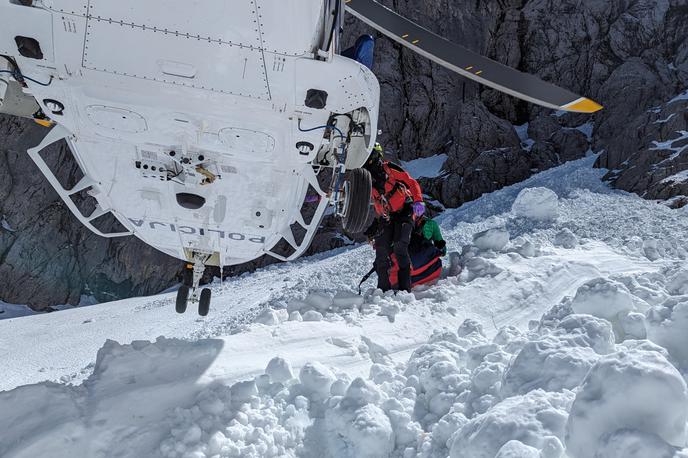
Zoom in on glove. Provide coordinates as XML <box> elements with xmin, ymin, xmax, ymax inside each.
<box><xmin>412</xmin><ymin>201</ymin><xmax>425</xmax><ymax>218</ymax></box>
<box><xmin>434</xmin><ymin>239</ymin><xmax>447</xmax><ymax>256</ymax></box>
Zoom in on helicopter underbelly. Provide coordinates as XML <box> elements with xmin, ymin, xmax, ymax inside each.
<box><xmin>0</xmin><ymin>0</ymin><xmax>380</xmax><ymax>265</ymax></box>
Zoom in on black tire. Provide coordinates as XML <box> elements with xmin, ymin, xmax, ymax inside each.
<box><xmin>198</xmin><ymin>288</ymin><xmax>211</xmax><ymax>317</ymax></box>
<box><xmin>342</xmin><ymin>168</ymin><xmax>372</xmax><ymax>234</ymax></box>
<box><xmin>176</xmin><ymin>285</ymin><xmax>189</xmax><ymax>314</ymax></box>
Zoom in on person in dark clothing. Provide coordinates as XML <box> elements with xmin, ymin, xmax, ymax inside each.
<box><xmin>410</xmin><ymin>215</ymin><xmax>447</xmax><ymax>256</ymax></box>
<box><xmin>364</xmin><ymin>143</ymin><xmax>425</xmax><ymax>292</ymax></box>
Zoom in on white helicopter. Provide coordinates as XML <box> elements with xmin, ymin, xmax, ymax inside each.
<box><xmin>0</xmin><ymin>0</ymin><xmax>601</xmax><ymax>315</ymax></box>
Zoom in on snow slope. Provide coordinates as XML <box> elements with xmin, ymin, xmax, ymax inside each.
<box><xmin>401</xmin><ymin>154</ymin><xmax>448</xmax><ymax>179</ymax></box>
<box><xmin>1</xmin><ymin>157</ymin><xmax>688</xmax><ymax>458</ymax></box>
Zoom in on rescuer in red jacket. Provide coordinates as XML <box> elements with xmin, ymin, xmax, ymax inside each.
<box><xmin>364</xmin><ymin>143</ymin><xmax>425</xmax><ymax>292</ymax></box>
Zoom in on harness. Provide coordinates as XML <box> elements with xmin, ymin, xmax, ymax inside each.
<box><xmin>372</xmin><ymin>164</ymin><xmax>414</xmax><ymax>217</ymax></box>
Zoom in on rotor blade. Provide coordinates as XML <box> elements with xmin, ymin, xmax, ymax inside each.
<box><xmin>344</xmin><ymin>0</ymin><xmax>602</xmax><ymax>113</ymax></box>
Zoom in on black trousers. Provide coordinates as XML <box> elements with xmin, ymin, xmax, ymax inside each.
<box><xmin>374</xmin><ymin>211</ymin><xmax>414</xmax><ymax>292</ymax></box>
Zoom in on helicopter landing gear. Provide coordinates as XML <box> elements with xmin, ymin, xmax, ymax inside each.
<box><xmin>176</xmin><ymin>253</ymin><xmax>212</xmax><ymax>316</ymax></box>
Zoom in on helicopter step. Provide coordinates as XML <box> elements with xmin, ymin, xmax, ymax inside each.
<box><xmin>176</xmin><ymin>253</ymin><xmax>212</xmax><ymax>316</ymax></box>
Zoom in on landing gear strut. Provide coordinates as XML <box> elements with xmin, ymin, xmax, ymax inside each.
<box><xmin>176</xmin><ymin>253</ymin><xmax>212</xmax><ymax>316</ymax></box>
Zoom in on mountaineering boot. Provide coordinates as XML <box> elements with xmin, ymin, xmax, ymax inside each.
<box><xmin>377</xmin><ymin>274</ymin><xmax>391</xmax><ymax>292</ymax></box>
<box><xmin>398</xmin><ymin>267</ymin><xmax>412</xmax><ymax>292</ymax></box>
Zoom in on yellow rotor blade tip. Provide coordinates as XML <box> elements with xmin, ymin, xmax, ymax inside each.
<box><xmin>565</xmin><ymin>98</ymin><xmax>603</xmax><ymax>113</ymax></box>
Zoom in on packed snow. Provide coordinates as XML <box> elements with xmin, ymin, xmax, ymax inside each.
<box><xmin>669</xmin><ymin>89</ymin><xmax>688</xmax><ymax>105</ymax></box>
<box><xmin>401</xmin><ymin>154</ymin><xmax>448</xmax><ymax>179</ymax></box>
<box><xmin>2</xmin><ymin>156</ymin><xmax>688</xmax><ymax>458</ymax></box>
<box><xmin>663</xmin><ymin>170</ymin><xmax>688</xmax><ymax>184</ymax></box>
<box><xmin>513</xmin><ymin>123</ymin><xmax>535</xmax><ymax>151</ymax></box>
<box><xmin>651</xmin><ymin>130</ymin><xmax>688</xmax><ymax>163</ymax></box>
<box><xmin>0</xmin><ymin>300</ymin><xmax>37</xmax><ymax>319</ymax></box>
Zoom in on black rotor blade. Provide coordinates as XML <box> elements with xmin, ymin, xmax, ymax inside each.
<box><xmin>344</xmin><ymin>0</ymin><xmax>602</xmax><ymax>113</ymax></box>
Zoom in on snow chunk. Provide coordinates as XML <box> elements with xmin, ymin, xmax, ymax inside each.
<box><xmin>502</xmin><ymin>314</ymin><xmax>614</xmax><ymax>397</ymax></box>
<box><xmin>495</xmin><ymin>440</ymin><xmax>540</xmax><ymax>458</ymax></box>
<box><xmin>512</xmin><ymin>187</ymin><xmax>559</xmax><ymax>221</ymax></box>
<box><xmin>619</xmin><ymin>312</ymin><xmax>647</xmax><ymax>340</ymax></box>
<box><xmin>667</xmin><ymin>268</ymin><xmax>688</xmax><ymax>295</ymax></box>
<box><xmin>595</xmin><ymin>429</ymin><xmax>679</xmax><ymax>458</ymax></box>
<box><xmin>565</xmin><ymin>349</ymin><xmax>688</xmax><ymax>457</ymax></box>
<box><xmin>325</xmin><ymin>379</ymin><xmax>393</xmax><ymax>458</ymax></box>
<box><xmin>556</xmin><ymin>314</ymin><xmax>616</xmax><ymax>355</ymax></box>
<box><xmin>553</xmin><ymin>228</ymin><xmax>578</xmax><ymax>249</ymax></box>
<box><xmin>570</xmin><ymin>278</ymin><xmax>636</xmax><ymax>339</ymax></box>
<box><xmin>643</xmin><ymin>239</ymin><xmax>665</xmax><ymax>261</ymax></box>
<box><xmin>305</xmin><ymin>292</ymin><xmax>332</xmax><ymax>312</ymax></box>
<box><xmin>502</xmin><ymin>336</ymin><xmax>599</xmax><ymax>397</ymax></box>
<box><xmin>515</xmin><ymin>240</ymin><xmax>537</xmax><ymax>258</ymax></box>
<box><xmin>473</xmin><ymin>228</ymin><xmax>510</xmax><ymax>252</ymax></box>
<box><xmin>265</xmin><ymin>357</ymin><xmax>293</xmax><ymax>384</ymax></box>
<box><xmin>256</xmin><ymin>308</ymin><xmax>288</xmax><ymax>326</ymax></box>
<box><xmin>332</xmin><ymin>291</ymin><xmax>364</xmax><ymax>310</ymax></box>
<box><xmin>646</xmin><ymin>297</ymin><xmax>688</xmax><ymax>370</ymax></box>
<box><xmin>458</xmin><ymin>319</ymin><xmax>486</xmax><ymax>339</ymax></box>
<box><xmin>464</xmin><ymin>257</ymin><xmax>504</xmax><ymax>280</ymax></box>
<box><xmin>325</xmin><ymin>404</ymin><xmax>393</xmax><ymax>458</ymax></box>
<box><xmin>302</xmin><ymin>310</ymin><xmax>323</xmax><ymax>322</ymax></box>
<box><xmin>299</xmin><ymin>362</ymin><xmax>335</xmax><ymax>398</ymax></box>
<box><xmin>450</xmin><ymin>389</ymin><xmax>573</xmax><ymax>458</ymax></box>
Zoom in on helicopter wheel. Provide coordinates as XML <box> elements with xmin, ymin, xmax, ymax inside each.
<box><xmin>176</xmin><ymin>285</ymin><xmax>189</xmax><ymax>314</ymax></box>
<box><xmin>198</xmin><ymin>288</ymin><xmax>211</xmax><ymax>316</ymax></box>
<box><xmin>341</xmin><ymin>168</ymin><xmax>372</xmax><ymax>234</ymax></box>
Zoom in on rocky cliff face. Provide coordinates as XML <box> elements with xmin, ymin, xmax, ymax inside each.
<box><xmin>1</xmin><ymin>0</ymin><xmax>687</xmax><ymax>309</ymax></box>
<box><xmin>348</xmin><ymin>0</ymin><xmax>688</xmax><ymax>207</ymax></box>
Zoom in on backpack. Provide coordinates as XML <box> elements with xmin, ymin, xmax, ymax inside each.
<box><xmin>358</xmin><ymin>241</ymin><xmax>443</xmax><ymax>294</ymax></box>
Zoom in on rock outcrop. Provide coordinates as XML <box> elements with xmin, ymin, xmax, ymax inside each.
<box><xmin>350</xmin><ymin>0</ymin><xmax>687</xmax><ymax>207</ymax></box>
<box><xmin>0</xmin><ymin>116</ymin><xmax>181</xmax><ymax>307</ymax></box>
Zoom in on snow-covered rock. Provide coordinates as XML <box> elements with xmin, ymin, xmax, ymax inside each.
<box><xmin>565</xmin><ymin>349</ymin><xmax>688</xmax><ymax>457</ymax></box>
<box><xmin>512</xmin><ymin>187</ymin><xmax>559</xmax><ymax>221</ymax></box>
<box><xmin>473</xmin><ymin>228</ymin><xmax>510</xmax><ymax>252</ymax></box>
